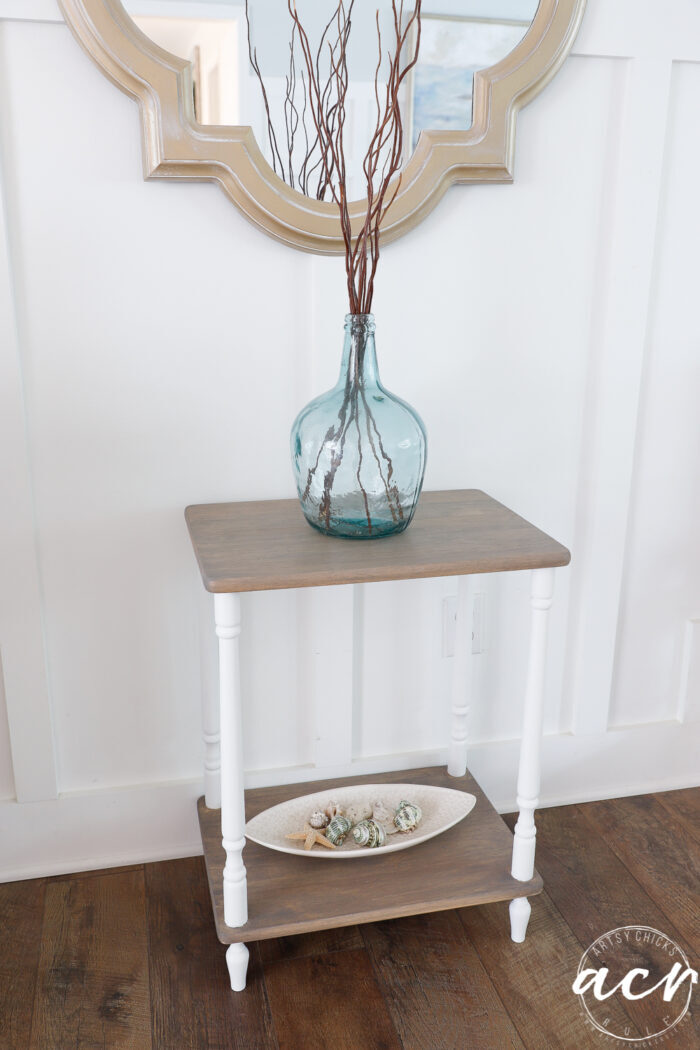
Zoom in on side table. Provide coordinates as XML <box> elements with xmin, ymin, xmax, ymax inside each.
<box><xmin>185</xmin><ymin>489</ymin><xmax>570</xmax><ymax>990</ymax></box>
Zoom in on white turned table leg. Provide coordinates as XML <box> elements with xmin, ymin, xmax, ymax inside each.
<box><xmin>448</xmin><ymin>575</ymin><xmax>478</xmax><ymax>777</ymax></box>
<box><xmin>510</xmin><ymin>567</ymin><xmax>555</xmax><ymax>943</ymax></box>
<box><xmin>226</xmin><ymin>942</ymin><xmax>250</xmax><ymax>991</ymax></box>
<box><xmin>215</xmin><ymin>593</ymin><xmax>248</xmax><ymax>947</ymax></box>
<box><xmin>202</xmin><ymin>595</ymin><xmax>221</xmax><ymax>809</ymax></box>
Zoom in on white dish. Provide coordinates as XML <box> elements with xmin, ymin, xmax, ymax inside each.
<box><xmin>245</xmin><ymin>783</ymin><xmax>477</xmax><ymax>859</ymax></box>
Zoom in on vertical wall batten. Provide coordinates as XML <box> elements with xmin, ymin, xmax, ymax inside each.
<box><xmin>565</xmin><ymin>52</ymin><xmax>673</xmax><ymax>737</ymax></box>
<box><xmin>0</xmin><ymin>21</ymin><xmax>58</xmax><ymax>802</ymax></box>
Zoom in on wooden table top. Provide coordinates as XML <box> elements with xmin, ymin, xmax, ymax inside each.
<box><xmin>185</xmin><ymin>489</ymin><xmax>570</xmax><ymax>593</ymax></box>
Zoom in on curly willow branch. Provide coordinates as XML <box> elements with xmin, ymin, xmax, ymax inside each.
<box><xmin>247</xmin><ymin>3</ymin><xmax>422</xmax><ymax>532</ymax></box>
<box><xmin>247</xmin><ymin>0</ymin><xmax>422</xmax><ymax>315</ymax></box>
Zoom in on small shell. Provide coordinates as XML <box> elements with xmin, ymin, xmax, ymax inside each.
<box><xmin>325</xmin><ymin>814</ymin><xmax>352</xmax><ymax>846</ymax></box>
<box><xmin>352</xmin><ymin>819</ymin><xmax>386</xmax><ymax>849</ymax></box>
<box><xmin>371</xmin><ymin>799</ymin><xmax>399</xmax><ymax>835</ymax></box>
<box><xmin>394</xmin><ymin>801</ymin><xmax>422</xmax><ymax>832</ymax></box>
<box><xmin>397</xmin><ymin>800</ymin><xmax>422</xmax><ymax>823</ymax></box>
<box><xmin>346</xmin><ymin>802</ymin><xmax>373</xmax><ymax>826</ymax></box>
<box><xmin>308</xmin><ymin>810</ymin><xmax>329</xmax><ymax>829</ymax></box>
<box><xmin>324</xmin><ymin>800</ymin><xmax>344</xmax><ymax>820</ymax></box>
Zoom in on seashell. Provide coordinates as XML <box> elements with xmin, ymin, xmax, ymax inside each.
<box><xmin>324</xmin><ymin>800</ymin><xmax>344</xmax><ymax>820</ymax></box>
<box><xmin>397</xmin><ymin>800</ymin><xmax>423</xmax><ymax>824</ymax></box>
<box><xmin>352</xmin><ymin>819</ymin><xmax>386</xmax><ymax>849</ymax></box>
<box><xmin>394</xmin><ymin>801</ymin><xmax>422</xmax><ymax>832</ymax></box>
<box><xmin>325</xmin><ymin>814</ymin><xmax>352</xmax><ymax>846</ymax></box>
<box><xmin>371</xmin><ymin>799</ymin><xmax>399</xmax><ymax>834</ymax></box>
<box><xmin>346</xmin><ymin>802</ymin><xmax>373</xmax><ymax>826</ymax></box>
<box><xmin>308</xmin><ymin>810</ymin><xmax>329</xmax><ymax>829</ymax></box>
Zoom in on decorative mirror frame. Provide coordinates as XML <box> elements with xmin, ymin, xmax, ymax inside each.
<box><xmin>59</xmin><ymin>0</ymin><xmax>586</xmax><ymax>254</ymax></box>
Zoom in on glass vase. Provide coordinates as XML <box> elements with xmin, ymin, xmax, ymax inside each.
<box><xmin>290</xmin><ymin>314</ymin><xmax>427</xmax><ymax>539</ymax></box>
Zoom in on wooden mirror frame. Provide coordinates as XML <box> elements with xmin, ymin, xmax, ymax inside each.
<box><xmin>59</xmin><ymin>0</ymin><xmax>586</xmax><ymax>254</ymax></box>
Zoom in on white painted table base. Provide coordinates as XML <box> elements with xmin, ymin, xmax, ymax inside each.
<box><xmin>206</xmin><ymin>567</ymin><xmax>556</xmax><ymax>989</ymax></box>
<box><xmin>509</xmin><ymin>567</ymin><xmax>555</xmax><ymax>942</ymax></box>
<box><xmin>447</xmin><ymin>574</ymin><xmax>479</xmax><ymax>777</ymax></box>
<box><xmin>214</xmin><ymin>593</ymin><xmax>249</xmax><ymax>988</ymax></box>
<box><xmin>201</xmin><ymin>587</ymin><xmax>221</xmax><ymax>810</ymax></box>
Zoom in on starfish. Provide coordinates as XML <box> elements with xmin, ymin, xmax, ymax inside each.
<box><xmin>285</xmin><ymin>823</ymin><xmax>336</xmax><ymax>851</ymax></box>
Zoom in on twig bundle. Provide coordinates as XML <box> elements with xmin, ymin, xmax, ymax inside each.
<box><xmin>247</xmin><ymin>0</ymin><xmax>422</xmax><ymax>314</ymax></box>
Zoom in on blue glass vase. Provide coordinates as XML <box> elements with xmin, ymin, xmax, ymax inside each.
<box><xmin>290</xmin><ymin>314</ymin><xmax>427</xmax><ymax>538</ymax></box>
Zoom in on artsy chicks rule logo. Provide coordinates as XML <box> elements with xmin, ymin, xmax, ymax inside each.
<box><xmin>572</xmin><ymin>926</ymin><xmax>697</xmax><ymax>1046</ymax></box>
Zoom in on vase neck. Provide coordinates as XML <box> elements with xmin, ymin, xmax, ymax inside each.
<box><xmin>338</xmin><ymin>314</ymin><xmax>380</xmax><ymax>386</ymax></box>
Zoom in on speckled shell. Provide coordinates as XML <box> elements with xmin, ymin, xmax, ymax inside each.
<box><xmin>351</xmin><ymin>819</ymin><xmax>386</xmax><ymax>849</ymax></box>
<box><xmin>398</xmin><ymin>800</ymin><xmax>422</xmax><ymax>823</ymax></box>
<box><xmin>394</xmin><ymin>801</ymin><xmax>422</xmax><ymax>832</ymax></box>
<box><xmin>308</xmin><ymin>810</ymin><xmax>329</xmax><ymax>829</ymax></box>
<box><xmin>325</xmin><ymin>814</ymin><xmax>352</xmax><ymax>846</ymax></box>
<box><xmin>346</xmin><ymin>802</ymin><xmax>373</xmax><ymax>826</ymax></box>
<box><xmin>324</xmin><ymin>800</ymin><xmax>344</xmax><ymax>820</ymax></box>
<box><xmin>371</xmin><ymin>800</ymin><xmax>399</xmax><ymax>834</ymax></box>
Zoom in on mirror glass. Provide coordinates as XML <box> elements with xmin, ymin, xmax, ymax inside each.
<box><xmin>125</xmin><ymin>0</ymin><xmax>538</xmax><ymax>200</ymax></box>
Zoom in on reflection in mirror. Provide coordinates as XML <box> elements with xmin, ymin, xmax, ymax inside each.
<box><xmin>124</xmin><ymin>0</ymin><xmax>538</xmax><ymax>199</ymax></box>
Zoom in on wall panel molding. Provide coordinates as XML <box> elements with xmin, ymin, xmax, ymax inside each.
<box><xmin>677</xmin><ymin>618</ymin><xmax>700</xmax><ymax>724</ymax></box>
<box><xmin>0</xmin><ymin>2</ymin><xmax>698</xmax><ymax>879</ymax></box>
<box><xmin>563</xmin><ymin>53</ymin><xmax>674</xmax><ymax>736</ymax></box>
<box><xmin>1</xmin><ymin>719</ymin><xmax>698</xmax><ymax>883</ymax></box>
<box><xmin>0</xmin><ymin>27</ymin><xmax>58</xmax><ymax>802</ymax></box>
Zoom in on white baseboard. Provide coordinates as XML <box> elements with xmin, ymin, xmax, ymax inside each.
<box><xmin>1</xmin><ymin>720</ymin><xmax>698</xmax><ymax>883</ymax></box>
<box><xmin>477</xmin><ymin>719</ymin><xmax>700</xmax><ymax>811</ymax></box>
<box><xmin>0</xmin><ymin>778</ymin><xmax>203</xmax><ymax>883</ymax></box>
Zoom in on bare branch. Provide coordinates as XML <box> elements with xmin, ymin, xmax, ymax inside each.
<box><xmin>247</xmin><ymin>0</ymin><xmax>422</xmax><ymax>314</ymax></box>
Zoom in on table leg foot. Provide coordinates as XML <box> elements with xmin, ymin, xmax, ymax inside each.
<box><xmin>226</xmin><ymin>942</ymin><xmax>249</xmax><ymax>991</ymax></box>
<box><xmin>509</xmin><ymin>896</ymin><xmax>531</xmax><ymax>943</ymax></box>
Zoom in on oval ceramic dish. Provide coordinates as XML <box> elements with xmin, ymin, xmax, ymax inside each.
<box><xmin>245</xmin><ymin>783</ymin><xmax>477</xmax><ymax>859</ymax></box>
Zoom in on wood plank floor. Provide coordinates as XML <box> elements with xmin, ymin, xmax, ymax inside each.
<box><xmin>1</xmin><ymin>788</ymin><xmax>697</xmax><ymax>1050</ymax></box>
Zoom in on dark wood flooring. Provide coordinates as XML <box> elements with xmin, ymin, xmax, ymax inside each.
<box><xmin>1</xmin><ymin>787</ymin><xmax>697</xmax><ymax>1050</ymax></box>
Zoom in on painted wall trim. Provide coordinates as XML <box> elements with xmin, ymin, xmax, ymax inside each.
<box><xmin>2</xmin><ymin>720</ymin><xmax>698</xmax><ymax>883</ymax></box>
<box><xmin>565</xmin><ymin>55</ymin><xmax>674</xmax><ymax>736</ymax></box>
<box><xmin>677</xmin><ymin>618</ymin><xmax>700</xmax><ymax>724</ymax></box>
<box><xmin>0</xmin><ymin>29</ymin><xmax>59</xmax><ymax>803</ymax></box>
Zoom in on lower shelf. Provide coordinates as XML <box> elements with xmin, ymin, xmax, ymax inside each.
<box><xmin>197</xmin><ymin>765</ymin><xmax>541</xmax><ymax>944</ymax></box>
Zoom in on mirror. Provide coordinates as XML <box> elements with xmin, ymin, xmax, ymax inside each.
<box><xmin>59</xmin><ymin>0</ymin><xmax>586</xmax><ymax>251</ymax></box>
<box><xmin>124</xmin><ymin>1</ymin><xmax>538</xmax><ymax>201</ymax></box>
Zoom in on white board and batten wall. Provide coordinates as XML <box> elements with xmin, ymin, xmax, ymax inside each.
<box><xmin>0</xmin><ymin>0</ymin><xmax>698</xmax><ymax>881</ymax></box>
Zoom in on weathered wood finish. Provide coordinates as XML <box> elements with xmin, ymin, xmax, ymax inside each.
<box><xmin>188</xmin><ymin>489</ymin><xmax>569</xmax><ymax>981</ymax></box>
<box><xmin>2</xmin><ymin>788</ymin><xmax>697</xmax><ymax>1050</ymax></box>
<box><xmin>0</xmin><ymin>878</ymin><xmax>45</xmax><ymax>1050</ymax></box>
<box><xmin>263</xmin><ymin>949</ymin><xmax>402</xmax><ymax>1050</ymax></box>
<box><xmin>504</xmin><ymin>806</ymin><xmax>700</xmax><ymax>1048</ymax></box>
<box><xmin>257</xmin><ymin>924</ymin><xmax>365</xmax><ymax>965</ymax></box>
<box><xmin>145</xmin><ymin>856</ymin><xmax>276</xmax><ymax>1049</ymax></box>
<box><xmin>29</xmin><ymin>870</ymin><xmax>151</xmax><ymax>1050</ymax></box>
<box><xmin>460</xmin><ymin>893</ymin><xmax>640</xmax><ymax>1047</ymax></box>
<box><xmin>185</xmin><ymin>490</ymin><xmax>571</xmax><ymax>593</ymax></box>
<box><xmin>362</xmin><ymin>910</ymin><xmax>527</xmax><ymax>1050</ymax></box>
<box><xmin>582</xmin><ymin>793</ymin><xmax>700</xmax><ymax>952</ymax></box>
<box><xmin>197</xmin><ymin>766</ymin><xmax>542</xmax><ymax>944</ymax></box>
<box><xmin>655</xmin><ymin>786</ymin><xmax>700</xmax><ymax>845</ymax></box>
